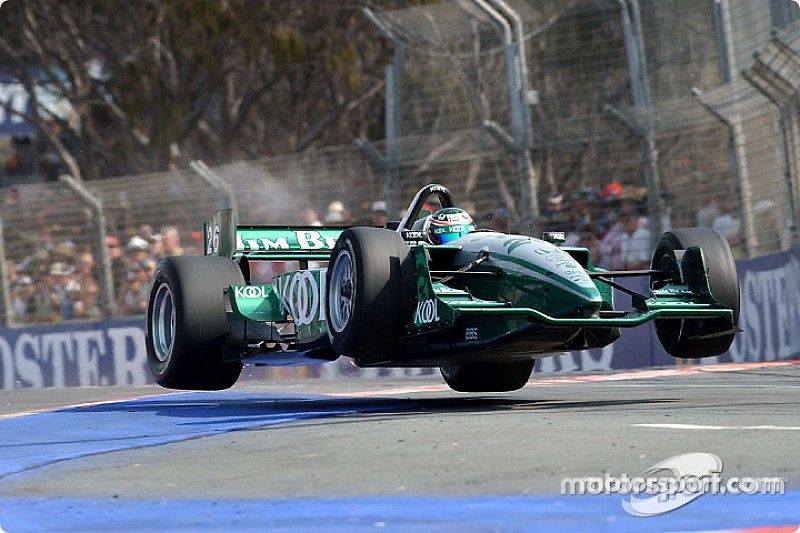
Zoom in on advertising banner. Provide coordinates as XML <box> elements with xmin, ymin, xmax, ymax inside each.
<box><xmin>0</xmin><ymin>319</ymin><xmax>148</xmax><ymax>389</ymax></box>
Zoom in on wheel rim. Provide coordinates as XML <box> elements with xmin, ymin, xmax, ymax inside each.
<box><xmin>151</xmin><ymin>282</ymin><xmax>176</xmax><ymax>363</ymax></box>
<box><xmin>328</xmin><ymin>248</ymin><xmax>355</xmax><ymax>333</ymax></box>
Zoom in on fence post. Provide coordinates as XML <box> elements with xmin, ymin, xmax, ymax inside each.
<box><xmin>59</xmin><ymin>175</ymin><xmax>115</xmax><ymax>319</ymax></box>
<box><xmin>385</xmin><ymin>49</ymin><xmax>403</xmax><ymax>221</ymax></box>
<box><xmin>189</xmin><ymin>160</ymin><xmax>239</xmax><ymax>212</ymax></box>
<box><xmin>742</xmin><ymin>64</ymin><xmax>800</xmax><ymax>247</ymax></box>
<box><xmin>471</xmin><ymin>0</ymin><xmax>538</xmax><ymax>235</ymax></box>
<box><xmin>714</xmin><ymin>0</ymin><xmax>759</xmax><ymax>254</ymax></box>
<box><xmin>363</xmin><ymin>7</ymin><xmax>403</xmax><ymax>220</ymax></box>
<box><xmin>491</xmin><ymin>0</ymin><xmax>540</xmax><ymax>234</ymax></box>
<box><xmin>691</xmin><ymin>87</ymin><xmax>752</xmax><ymax>257</ymax></box>
<box><xmin>712</xmin><ymin>0</ymin><xmax>731</xmax><ymax>84</ymax></box>
<box><xmin>616</xmin><ymin>0</ymin><xmax>663</xmax><ymax>240</ymax></box>
<box><xmin>0</xmin><ymin>217</ymin><xmax>10</xmax><ymax>326</ymax></box>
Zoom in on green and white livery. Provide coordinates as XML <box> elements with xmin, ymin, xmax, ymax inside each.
<box><xmin>146</xmin><ymin>184</ymin><xmax>739</xmax><ymax>393</ymax></box>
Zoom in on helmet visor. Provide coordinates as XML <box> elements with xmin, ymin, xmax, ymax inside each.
<box><xmin>437</xmin><ymin>232</ymin><xmax>463</xmax><ymax>244</ymax></box>
<box><xmin>432</xmin><ymin>223</ymin><xmax>475</xmax><ymax>244</ymax></box>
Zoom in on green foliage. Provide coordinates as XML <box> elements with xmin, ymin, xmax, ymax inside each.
<box><xmin>269</xmin><ymin>26</ymin><xmax>312</xmax><ymax>65</ymax></box>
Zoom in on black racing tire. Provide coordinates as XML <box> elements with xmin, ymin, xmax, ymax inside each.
<box><xmin>650</xmin><ymin>227</ymin><xmax>740</xmax><ymax>358</ymax></box>
<box><xmin>326</xmin><ymin>227</ymin><xmax>411</xmax><ymax>363</ymax></box>
<box><xmin>440</xmin><ymin>360</ymin><xmax>534</xmax><ymax>393</ymax></box>
<box><xmin>146</xmin><ymin>256</ymin><xmax>244</xmax><ymax>390</ymax></box>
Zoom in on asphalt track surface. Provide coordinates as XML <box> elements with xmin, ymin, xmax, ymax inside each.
<box><xmin>0</xmin><ymin>360</ymin><xmax>799</xmax><ymax>532</ymax></box>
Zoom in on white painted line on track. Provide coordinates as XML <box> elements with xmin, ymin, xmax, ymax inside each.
<box><xmin>331</xmin><ymin>360</ymin><xmax>800</xmax><ymax>398</ymax></box>
<box><xmin>632</xmin><ymin>423</ymin><xmax>800</xmax><ymax>431</ymax></box>
<box><xmin>331</xmin><ymin>384</ymin><xmax>451</xmax><ymax>397</ymax></box>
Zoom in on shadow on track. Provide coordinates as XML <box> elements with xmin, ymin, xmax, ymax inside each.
<box><xmin>76</xmin><ymin>393</ymin><xmax>680</xmax><ymax>426</ymax></box>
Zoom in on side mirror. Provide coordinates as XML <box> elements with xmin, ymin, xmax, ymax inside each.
<box><xmin>542</xmin><ymin>231</ymin><xmax>566</xmax><ymax>245</ymax></box>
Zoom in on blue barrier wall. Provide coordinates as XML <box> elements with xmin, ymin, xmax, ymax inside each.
<box><xmin>1</xmin><ymin>248</ymin><xmax>799</xmax><ymax>389</ymax></box>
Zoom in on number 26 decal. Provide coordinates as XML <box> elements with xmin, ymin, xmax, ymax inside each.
<box><xmin>207</xmin><ymin>224</ymin><xmax>220</xmax><ymax>255</ymax></box>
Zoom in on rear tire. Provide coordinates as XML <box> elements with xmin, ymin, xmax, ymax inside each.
<box><xmin>650</xmin><ymin>228</ymin><xmax>739</xmax><ymax>358</ymax></box>
<box><xmin>146</xmin><ymin>256</ymin><xmax>244</xmax><ymax>390</ymax></box>
<box><xmin>440</xmin><ymin>360</ymin><xmax>534</xmax><ymax>392</ymax></box>
<box><xmin>326</xmin><ymin>227</ymin><xmax>411</xmax><ymax>363</ymax></box>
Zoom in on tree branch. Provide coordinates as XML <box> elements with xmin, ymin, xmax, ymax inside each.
<box><xmin>295</xmin><ymin>78</ymin><xmax>385</xmax><ymax>152</ymax></box>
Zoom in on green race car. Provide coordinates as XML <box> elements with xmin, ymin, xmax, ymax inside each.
<box><xmin>146</xmin><ymin>184</ymin><xmax>739</xmax><ymax>392</ymax></box>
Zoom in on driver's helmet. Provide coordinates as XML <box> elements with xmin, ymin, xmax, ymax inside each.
<box><xmin>422</xmin><ymin>207</ymin><xmax>476</xmax><ymax>244</ymax></box>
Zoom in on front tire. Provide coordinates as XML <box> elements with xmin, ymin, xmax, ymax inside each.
<box><xmin>146</xmin><ymin>256</ymin><xmax>244</xmax><ymax>390</ymax></box>
<box><xmin>440</xmin><ymin>360</ymin><xmax>534</xmax><ymax>392</ymax></box>
<box><xmin>650</xmin><ymin>228</ymin><xmax>739</xmax><ymax>358</ymax></box>
<box><xmin>326</xmin><ymin>227</ymin><xmax>411</xmax><ymax>363</ymax></box>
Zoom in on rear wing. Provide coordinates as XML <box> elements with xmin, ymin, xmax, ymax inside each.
<box><xmin>204</xmin><ymin>209</ymin><xmax>346</xmax><ymax>260</ymax></box>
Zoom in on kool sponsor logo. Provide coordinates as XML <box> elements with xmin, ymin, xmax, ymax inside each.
<box><xmin>0</xmin><ymin>323</ymin><xmax>148</xmax><ymax>389</ymax></box>
<box><xmin>274</xmin><ymin>271</ymin><xmax>327</xmax><ymax>326</ymax></box>
<box><xmin>414</xmin><ymin>298</ymin><xmax>440</xmax><ymax>325</ymax></box>
<box><xmin>233</xmin><ymin>285</ymin><xmax>267</xmax><ymax>299</ymax></box>
<box><xmin>402</xmin><ymin>230</ymin><xmax>425</xmax><ymax>241</ymax></box>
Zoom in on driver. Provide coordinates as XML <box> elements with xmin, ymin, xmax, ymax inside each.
<box><xmin>418</xmin><ymin>207</ymin><xmax>477</xmax><ymax>244</ymax></box>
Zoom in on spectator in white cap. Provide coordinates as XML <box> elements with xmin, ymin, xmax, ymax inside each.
<box><xmin>126</xmin><ymin>235</ymin><xmax>151</xmax><ymax>264</ymax></box>
<box><xmin>43</xmin><ymin>261</ymin><xmax>75</xmax><ymax>321</ymax></box>
<box><xmin>325</xmin><ymin>200</ymin><xmax>349</xmax><ymax>225</ymax></box>
<box><xmin>371</xmin><ymin>200</ymin><xmax>387</xmax><ymax>227</ymax></box>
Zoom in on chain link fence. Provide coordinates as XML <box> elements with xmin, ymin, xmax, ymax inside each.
<box><xmin>2</xmin><ymin>0</ymin><xmax>800</xmax><ymax>327</ymax></box>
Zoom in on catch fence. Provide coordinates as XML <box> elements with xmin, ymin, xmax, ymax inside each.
<box><xmin>3</xmin><ymin>0</ymin><xmax>800</xmax><ymax>326</ymax></box>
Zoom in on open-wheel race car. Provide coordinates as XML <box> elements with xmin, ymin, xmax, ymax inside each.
<box><xmin>146</xmin><ymin>184</ymin><xmax>739</xmax><ymax>393</ymax></box>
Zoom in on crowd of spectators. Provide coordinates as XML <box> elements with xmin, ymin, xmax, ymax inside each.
<box><xmin>2</xmin><ymin>179</ymin><xmax>751</xmax><ymax>325</ymax></box>
<box><xmin>527</xmin><ymin>179</ymin><xmax>748</xmax><ymax>266</ymax></box>
<box><xmin>298</xmin><ymin>198</ymin><xmax>389</xmax><ymax>228</ymax></box>
<box><xmin>279</xmin><ymin>181</ymin><xmax>747</xmax><ymax>276</ymax></box>
<box><xmin>537</xmin><ymin>183</ymin><xmax>657</xmax><ymax>271</ymax></box>
<box><xmin>7</xmin><ymin>215</ymin><xmax>202</xmax><ymax>323</ymax></box>
<box><xmin>8</xmin><ymin>243</ymin><xmax>102</xmax><ymax>324</ymax></box>
<box><xmin>294</xmin><ymin>186</ymin><xmax>661</xmax><ymax>273</ymax></box>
